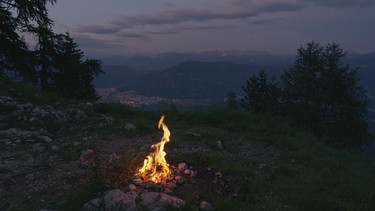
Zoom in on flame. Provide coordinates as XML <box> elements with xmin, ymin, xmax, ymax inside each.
<box><xmin>137</xmin><ymin>115</ymin><xmax>172</xmax><ymax>183</ymax></box>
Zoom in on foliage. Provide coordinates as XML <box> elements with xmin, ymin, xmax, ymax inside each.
<box><xmin>1</xmin><ymin>1</ymin><xmax>103</xmax><ymax>101</ymax></box>
<box><xmin>52</xmin><ymin>33</ymin><xmax>103</xmax><ymax>101</ymax></box>
<box><xmin>282</xmin><ymin>41</ymin><xmax>371</xmax><ymax>148</ymax></box>
<box><xmin>0</xmin><ymin>0</ymin><xmax>56</xmax><ymax>82</ymax></box>
<box><xmin>225</xmin><ymin>91</ymin><xmax>238</xmax><ymax>110</ymax></box>
<box><xmin>238</xmin><ymin>42</ymin><xmax>370</xmax><ymax>149</ymax></box>
<box><xmin>240</xmin><ymin>69</ymin><xmax>281</xmax><ymax>115</ymax></box>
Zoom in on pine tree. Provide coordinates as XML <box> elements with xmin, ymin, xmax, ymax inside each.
<box><xmin>0</xmin><ymin>0</ymin><xmax>56</xmax><ymax>82</ymax></box>
<box><xmin>241</xmin><ymin>69</ymin><xmax>281</xmax><ymax>115</ymax></box>
<box><xmin>282</xmin><ymin>41</ymin><xmax>371</xmax><ymax>148</ymax></box>
<box><xmin>53</xmin><ymin>33</ymin><xmax>103</xmax><ymax>101</ymax></box>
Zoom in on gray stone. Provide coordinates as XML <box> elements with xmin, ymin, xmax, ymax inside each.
<box><xmin>132</xmin><ymin>178</ymin><xmax>143</xmax><ymax>186</ymax></box>
<box><xmin>175</xmin><ymin>176</ymin><xmax>185</xmax><ymax>184</ymax></box>
<box><xmin>177</xmin><ymin>162</ymin><xmax>188</xmax><ymax>173</ymax></box>
<box><xmin>216</xmin><ymin>140</ymin><xmax>223</xmax><ymax>149</ymax></box>
<box><xmin>124</xmin><ymin>123</ymin><xmax>136</xmax><ymax>131</ymax></box>
<box><xmin>81</xmin><ymin>190</ymin><xmax>137</xmax><ymax>211</ymax></box>
<box><xmin>51</xmin><ymin>145</ymin><xmax>60</xmax><ymax>152</ymax></box>
<box><xmin>80</xmin><ymin>198</ymin><xmax>103</xmax><ymax>211</ymax></box>
<box><xmin>139</xmin><ymin>192</ymin><xmax>185</xmax><ymax>210</ymax></box>
<box><xmin>38</xmin><ymin>135</ymin><xmax>52</xmax><ymax>142</ymax></box>
<box><xmin>199</xmin><ymin>201</ymin><xmax>213</xmax><ymax>210</ymax></box>
<box><xmin>102</xmin><ymin>189</ymin><xmax>137</xmax><ymax>211</ymax></box>
<box><xmin>0</xmin><ymin>130</ymin><xmax>12</xmax><ymax>138</ymax></box>
<box><xmin>128</xmin><ymin>184</ymin><xmax>137</xmax><ymax>191</ymax></box>
<box><xmin>25</xmin><ymin>139</ymin><xmax>36</xmax><ymax>143</ymax></box>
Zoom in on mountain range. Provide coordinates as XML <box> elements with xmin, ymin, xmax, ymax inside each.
<box><xmin>94</xmin><ymin>51</ymin><xmax>375</xmax><ymax>104</ymax></box>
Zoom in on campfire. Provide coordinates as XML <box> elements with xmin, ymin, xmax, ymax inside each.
<box><xmin>137</xmin><ymin>115</ymin><xmax>172</xmax><ymax>183</ymax></box>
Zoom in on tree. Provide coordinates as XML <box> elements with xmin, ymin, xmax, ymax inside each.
<box><xmin>282</xmin><ymin>41</ymin><xmax>371</xmax><ymax>148</ymax></box>
<box><xmin>225</xmin><ymin>91</ymin><xmax>239</xmax><ymax>110</ymax></box>
<box><xmin>33</xmin><ymin>25</ymin><xmax>60</xmax><ymax>90</ymax></box>
<box><xmin>0</xmin><ymin>0</ymin><xmax>56</xmax><ymax>82</ymax></box>
<box><xmin>281</xmin><ymin>41</ymin><xmax>324</xmax><ymax>131</ymax></box>
<box><xmin>241</xmin><ymin>69</ymin><xmax>281</xmax><ymax>115</ymax></box>
<box><xmin>52</xmin><ymin>33</ymin><xmax>103</xmax><ymax>101</ymax></box>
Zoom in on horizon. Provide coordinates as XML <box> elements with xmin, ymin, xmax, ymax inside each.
<box><xmin>47</xmin><ymin>1</ymin><xmax>375</xmax><ymax>58</ymax></box>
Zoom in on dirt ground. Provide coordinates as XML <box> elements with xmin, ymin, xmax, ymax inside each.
<box><xmin>0</xmin><ymin>120</ymin><xmax>282</xmax><ymax>210</ymax></box>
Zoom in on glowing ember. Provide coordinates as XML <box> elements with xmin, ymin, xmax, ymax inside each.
<box><xmin>137</xmin><ymin>115</ymin><xmax>172</xmax><ymax>183</ymax></box>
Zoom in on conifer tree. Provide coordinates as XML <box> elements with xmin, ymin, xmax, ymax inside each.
<box><xmin>241</xmin><ymin>69</ymin><xmax>281</xmax><ymax>115</ymax></box>
<box><xmin>282</xmin><ymin>41</ymin><xmax>371</xmax><ymax>148</ymax></box>
<box><xmin>53</xmin><ymin>33</ymin><xmax>103</xmax><ymax>101</ymax></box>
<box><xmin>0</xmin><ymin>0</ymin><xmax>56</xmax><ymax>82</ymax></box>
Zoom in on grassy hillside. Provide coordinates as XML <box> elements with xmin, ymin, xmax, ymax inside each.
<box><xmin>1</xmin><ymin>78</ymin><xmax>375</xmax><ymax>210</ymax></box>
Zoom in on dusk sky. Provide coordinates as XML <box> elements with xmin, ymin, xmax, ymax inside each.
<box><xmin>47</xmin><ymin>0</ymin><xmax>375</xmax><ymax>57</ymax></box>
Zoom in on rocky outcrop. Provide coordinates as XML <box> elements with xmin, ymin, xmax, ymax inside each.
<box><xmin>0</xmin><ymin>95</ymin><xmax>96</xmax><ymax>146</ymax></box>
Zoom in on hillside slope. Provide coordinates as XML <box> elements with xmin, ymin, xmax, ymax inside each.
<box><xmin>1</xmin><ymin>78</ymin><xmax>374</xmax><ymax>210</ymax></box>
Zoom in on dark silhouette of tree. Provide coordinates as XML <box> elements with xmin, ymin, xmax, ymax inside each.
<box><xmin>241</xmin><ymin>69</ymin><xmax>281</xmax><ymax>115</ymax></box>
<box><xmin>282</xmin><ymin>41</ymin><xmax>324</xmax><ymax>131</ymax></box>
<box><xmin>33</xmin><ymin>25</ymin><xmax>59</xmax><ymax>90</ymax></box>
<box><xmin>0</xmin><ymin>0</ymin><xmax>56</xmax><ymax>82</ymax></box>
<box><xmin>52</xmin><ymin>33</ymin><xmax>103</xmax><ymax>101</ymax></box>
<box><xmin>225</xmin><ymin>91</ymin><xmax>239</xmax><ymax>110</ymax></box>
<box><xmin>282</xmin><ymin>41</ymin><xmax>371</xmax><ymax>148</ymax></box>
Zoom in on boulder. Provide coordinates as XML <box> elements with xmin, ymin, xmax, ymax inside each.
<box><xmin>139</xmin><ymin>192</ymin><xmax>185</xmax><ymax>210</ymax></box>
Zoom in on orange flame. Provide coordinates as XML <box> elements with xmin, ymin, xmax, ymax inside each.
<box><xmin>138</xmin><ymin>115</ymin><xmax>172</xmax><ymax>183</ymax></box>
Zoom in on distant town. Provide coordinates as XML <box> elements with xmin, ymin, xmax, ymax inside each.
<box><xmin>97</xmin><ymin>88</ymin><xmax>222</xmax><ymax>108</ymax></box>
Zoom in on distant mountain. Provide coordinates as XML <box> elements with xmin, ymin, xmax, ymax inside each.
<box><xmin>94</xmin><ymin>65</ymin><xmax>143</xmax><ymax>89</ymax></box>
<box><xmin>120</xmin><ymin>61</ymin><xmax>265</xmax><ymax>99</ymax></box>
<box><xmin>100</xmin><ymin>51</ymin><xmax>294</xmax><ymax>73</ymax></box>
<box><xmin>96</xmin><ymin>51</ymin><xmax>375</xmax><ymax>104</ymax></box>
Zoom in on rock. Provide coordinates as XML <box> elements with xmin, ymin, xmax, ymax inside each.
<box><xmin>216</xmin><ymin>140</ymin><xmax>223</xmax><ymax>149</ymax></box>
<box><xmin>145</xmin><ymin>180</ymin><xmax>157</xmax><ymax>189</ymax></box>
<box><xmin>132</xmin><ymin>178</ymin><xmax>143</xmax><ymax>186</ymax></box>
<box><xmin>80</xmin><ymin>190</ymin><xmax>138</xmax><ymax>211</ymax></box>
<box><xmin>124</xmin><ymin>123</ymin><xmax>136</xmax><ymax>131</ymax></box>
<box><xmin>103</xmin><ymin>190</ymin><xmax>137</xmax><ymax>211</ymax></box>
<box><xmin>38</xmin><ymin>135</ymin><xmax>52</xmax><ymax>142</ymax></box>
<box><xmin>200</xmin><ymin>201</ymin><xmax>213</xmax><ymax>210</ymax></box>
<box><xmin>190</xmin><ymin>170</ymin><xmax>197</xmax><ymax>178</ymax></box>
<box><xmin>0</xmin><ymin>130</ymin><xmax>12</xmax><ymax>138</ymax></box>
<box><xmin>128</xmin><ymin>184</ymin><xmax>137</xmax><ymax>191</ymax></box>
<box><xmin>70</xmin><ymin>109</ymin><xmax>87</xmax><ymax>122</ymax></box>
<box><xmin>51</xmin><ymin>145</ymin><xmax>60</xmax><ymax>152</ymax></box>
<box><xmin>139</xmin><ymin>192</ymin><xmax>185</xmax><ymax>210</ymax></box>
<box><xmin>80</xmin><ymin>102</ymin><xmax>93</xmax><ymax>113</ymax></box>
<box><xmin>177</xmin><ymin>162</ymin><xmax>188</xmax><ymax>173</ymax></box>
<box><xmin>183</xmin><ymin>169</ymin><xmax>191</xmax><ymax>175</ymax></box>
<box><xmin>100</xmin><ymin>115</ymin><xmax>114</xmax><ymax>125</ymax></box>
<box><xmin>73</xmin><ymin>141</ymin><xmax>81</xmax><ymax>146</ymax></box>
<box><xmin>175</xmin><ymin>176</ymin><xmax>185</xmax><ymax>185</ymax></box>
<box><xmin>25</xmin><ymin>139</ymin><xmax>36</xmax><ymax>143</ymax></box>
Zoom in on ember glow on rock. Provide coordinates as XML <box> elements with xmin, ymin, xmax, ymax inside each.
<box><xmin>138</xmin><ymin>115</ymin><xmax>172</xmax><ymax>183</ymax></box>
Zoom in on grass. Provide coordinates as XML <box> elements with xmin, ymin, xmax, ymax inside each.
<box><xmin>2</xmin><ymin>77</ymin><xmax>375</xmax><ymax>210</ymax></box>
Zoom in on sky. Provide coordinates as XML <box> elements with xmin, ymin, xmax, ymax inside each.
<box><xmin>47</xmin><ymin>0</ymin><xmax>375</xmax><ymax>57</ymax></box>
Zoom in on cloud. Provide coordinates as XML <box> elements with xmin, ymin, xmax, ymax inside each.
<box><xmin>249</xmin><ymin>17</ymin><xmax>282</xmax><ymax>25</ymax></box>
<box><xmin>72</xmin><ymin>34</ymin><xmax>119</xmax><ymax>49</ymax></box>
<box><xmin>110</xmin><ymin>1</ymin><xmax>306</xmax><ymax>29</ymax></box>
<box><xmin>76</xmin><ymin>0</ymin><xmax>375</xmax><ymax>36</ymax></box>
<box><xmin>76</xmin><ymin>24</ymin><xmax>121</xmax><ymax>34</ymax></box>
<box><xmin>116</xmin><ymin>32</ymin><xmax>150</xmax><ymax>41</ymax></box>
<box><xmin>304</xmin><ymin>0</ymin><xmax>375</xmax><ymax>8</ymax></box>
